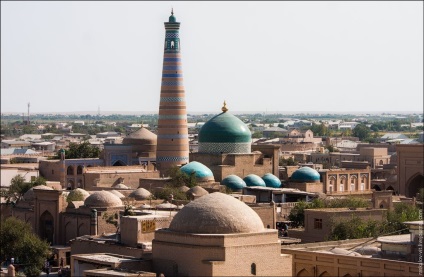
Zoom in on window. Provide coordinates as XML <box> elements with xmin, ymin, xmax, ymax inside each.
<box><xmin>360</xmin><ymin>184</ymin><xmax>365</xmax><ymax>191</ymax></box>
<box><xmin>340</xmin><ymin>184</ymin><xmax>344</xmax><ymax>192</ymax></box>
<box><xmin>314</xmin><ymin>218</ymin><xmax>323</xmax><ymax>229</ymax></box>
<box><xmin>251</xmin><ymin>263</ymin><xmax>256</xmax><ymax>275</ymax></box>
<box><xmin>350</xmin><ymin>184</ymin><xmax>355</xmax><ymax>191</ymax></box>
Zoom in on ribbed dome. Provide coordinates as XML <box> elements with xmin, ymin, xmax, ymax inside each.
<box><xmin>110</xmin><ymin>190</ymin><xmax>125</xmax><ymax>199</ymax></box>
<box><xmin>291</xmin><ymin>167</ymin><xmax>321</xmax><ymax>183</ymax></box>
<box><xmin>123</xmin><ymin>127</ymin><xmax>157</xmax><ymax>145</ymax></box>
<box><xmin>180</xmin><ymin>161</ymin><xmax>214</xmax><ymax>182</ymax></box>
<box><xmin>186</xmin><ymin>186</ymin><xmax>209</xmax><ymax>198</ymax></box>
<box><xmin>198</xmin><ymin>109</ymin><xmax>252</xmax><ymax>154</ymax></box>
<box><xmin>221</xmin><ymin>175</ymin><xmax>247</xmax><ymax>190</ymax></box>
<box><xmin>84</xmin><ymin>191</ymin><xmax>123</xmax><ymax>208</ymax></box>
<box><xmin>129</xmin><ymin>188</ymin><xmax>152</xmax><ymax>200</ymax></box>
<box><xmin>67</xmin><ymin>188</ymin><xmax>90</xmax><ymax>200</ymax></box>
<box><xmin>243</xmin><ymin>174</ymin><xmax>266</xmax><ymax>187</ymax></box>
<box><xmin>169</xmin><ymin>192</ymin><xmax>264</xmax><ymax>234</ymax></box>
<box><xmin>262</xmin><ymin>173</ymin><xmax>281</xmax><ymax>188</ymax></box>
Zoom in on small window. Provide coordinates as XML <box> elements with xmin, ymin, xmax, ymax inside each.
<box><xmin>251</xmin><ymin>263</ymin><xmax>256</xmax><ymax>275</ymax></box>
<box><xmin>314</xmin><ymin>218</ymin><xmax>322</xmax><ymax>229</ymax></box>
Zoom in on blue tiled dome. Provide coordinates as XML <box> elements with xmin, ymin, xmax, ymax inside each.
<box><xmin>180</xmin><ymin>161</ymin><xmax>214</xmax><ymax>182</ymax></box>
<box><xmin>243</xmin><ymin>174</ymin><xmax>266</xmax><ymax>187</ymax></box>
<box><xmin>221</xmin><ymin>175</ymin><xmax>247</xmax><ymax>190</ymax></box>
<box><xmin>262</xmin><ymin>173</ymin><xmax>281</xmax><ymax>188</ymax></box>
<box><xmin>291</xmin><ymin>167</ymin><xmax>320</xmax><ymax>183</ymax></box>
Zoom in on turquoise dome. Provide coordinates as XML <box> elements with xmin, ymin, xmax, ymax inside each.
<box><xmin>243</xmin><ymin>174</ymin><xmax>266</xmax><ymax>187</ymax></box>
<box><xmin>291</xmin><ymin>167</ymin><xmax>321</xmax><ymax>183</ymax></box>
<box><xmin>198</xmin><ymin>104</ymin><xmax>252</xmax><ymax>154</ymax></box>
<box><xmin>262</xmin><ymin>173</ymin><xmax>281</xmax><ymax>188</ymax></box>
<box><xmin>221</xmin><ymin>175</ymin><xmax>247</xmax><ymax>190</ymax></box>
<box><xmin>199</xmin><ymin>112</ymin><xmax>251</xmax><ymax>143</ymax></box>
<box><xmin>169</xmin><ymin>10</ymin><xmax>176</xmax><ymax>22</ymax></box>
<box><xmin>180</xmin><ymin>161</ymin><xmax>214</xmax><ymax>182</ymax></box>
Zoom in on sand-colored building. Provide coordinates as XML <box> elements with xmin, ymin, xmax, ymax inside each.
<box><xmin>152</xmin><ymin>192</ymin><xmax>292</xmax><ymax>276</ymax></box>
<box><xmin>281</xmin><ymin>221</ymin><xmax>422</xmax><ymax>276</ymax></box>
<box><xmin>396</xmin><ymin>144</ymin><xmax>423</xmax><ymax>197</ymax></box>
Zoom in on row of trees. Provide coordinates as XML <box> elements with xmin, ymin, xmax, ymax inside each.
<box><xmin>53</xmin><ymin>141</ymin><xmax>101</xmax><ymax>159</ymax></box>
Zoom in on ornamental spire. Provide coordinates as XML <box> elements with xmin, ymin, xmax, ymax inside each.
<box><xmin>222</xmin><ymin>101</ymin><xmax>228</xmax><ymax>113</ymax></box>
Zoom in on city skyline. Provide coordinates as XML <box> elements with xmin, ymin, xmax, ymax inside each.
<box><xmin>1</xmin><ymin>1</ymin><xmax>423</xmax><ymax>114</ymax></box>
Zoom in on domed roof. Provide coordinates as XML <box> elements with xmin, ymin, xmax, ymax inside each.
<box><xmin>186</xmin><ymin>186</ymin><xmax>209</xmax><ymax>197</ymax></box>
<box><xmin>123</xmin><ymin>127</ymin><xmax>157</xmax><ymax>145</ymax></box>
<box><xmin>129</xmin><ymin>188</ymin><xmax>152</xmax><ymax>200</ymax></box>
<box><xmin>84</xmin><ymin>191</ymin><xmax>123</xmax><ymax>208</ymax></box>
<box><xmin>169</xmin><ymin>192</ymin><xmax>264</xmax><ymax>234</ymax></box>
<box><xmin>243</xmin><ymin>174</ymin><xmax>266</xmax><ymax>187</ymax></box>
<box><xmin>180</xmin><ymin>161</ymin><xmax>214</xmax><ymax>182</ymax></box>
<box><xmin>169</xmin><ymin>9</ymin><xmax>176</xmax><ymax>23</ymax></box>
<box><xmin>291</xmin><ymin>167</ymin><xmax>321</xmax><ymax>183</ymax></box>
<box><xmin>33</xmin><ymin>185</ymin><xmax>54</xmax><ymax>190</ymax></box>
<box><xmin>156</xmin><ymin>202</ymin><xmax>177</xmax><ymax>209</ymax></box>
<box><xmin>110</xmin><ymin>190</ymin><xmax>125</xmax><ymax>199</ymax></box>
<box><xmin>221</xmin><ymin>175</ymin><xmax>246</xmax><ymax>190</ymax></box>
<box><xmin>198</xmin><ymin>110</ymin><xmax>251</xmax><ymax>144</ymax></box>
<box><xmin>23</xmin><ymin>185</ymin><xmax>54</xmax><ymax>201</ymax></box>
<box><xmin>112</xmin><ymin>183</ymin><xmax>129</xmax><ymax>189</ymax></box>
<box><xmin>67</xmin><ymin>188</ymin><xmax>90</xmax><ymax>200</ymax></box>
<box><xmin>262</xmin><ymin>173</ymin><xmax>281</xmax><ymax>188</ymax></box>
<box><xmin>179</xmin><ymin>185</ymin><xmax>190</xmax><ymax>193</ymax></box>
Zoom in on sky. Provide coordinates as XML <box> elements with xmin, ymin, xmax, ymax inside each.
<box><xmin>1</xmin><ymin>1</ymin><xmax>423</xmax><ymax>114</ymax></box>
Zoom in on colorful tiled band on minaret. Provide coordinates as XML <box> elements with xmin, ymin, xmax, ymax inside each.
<box><xmin>156</xmin><ymin>10</ymin><xmax>189</xmax><ymax>174</ymax></box>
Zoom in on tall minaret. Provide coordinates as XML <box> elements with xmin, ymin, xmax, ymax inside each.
<box><xmin>156</xmin><ymin>10</ymin><xmax>189</xmax><ymax>175</ymax></box>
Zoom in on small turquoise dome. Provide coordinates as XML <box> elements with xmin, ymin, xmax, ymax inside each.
<box><xmin>243</xmin><ymin>174</ymin><xmax>266</xmax><ymax>187</ymax></box>
<box><xmin>169</xmin><ymin>10</ymin><xmax>176</xmax><ymax>22</ymax></box>
<box><xmin>180</xmin><ymin>161</ymin><xmax>214</xmax><ymax>182</ymax></box>
<box><xmin>262</xmin><ymin>173</ymin><xmax>281</xmax><ymax>188</ymax></box>
<box><xmin>291</xmin><ymin>167</ymin><xmax>321</xmax><ymax>183</ymax></box>
<box><xmin>221</xmin><ymin>175</ymin><xmax>247</xmax><ymax>190</ymax></box>
<box><xmin>198</xmin><ymin>103</ymin><xmax>252</xmax><ymax>154</ymax></box>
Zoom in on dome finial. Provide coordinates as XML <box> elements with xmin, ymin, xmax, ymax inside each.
<box><xmin>171</xmin><ymin>7</ymin><xmax>174</xmax><ymax>15</ymax></box>
<box><xmin>221</xmin><ymin>101</ymin><xmax>228</xmax><ymax>113</ymax></box>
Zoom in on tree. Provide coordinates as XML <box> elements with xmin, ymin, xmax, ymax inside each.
<box><xmin>0</xmin><ymin>176</ymin><xmax>46</xmax><ymax>203</ymax></box>
<box><xmin>168</xmin><ymin>166</ymin><xmax>197</xmax><ymax>188</ymax></box>
<box><xmin>353</xmin><ymin>124</ymin><xmax>371</xmax><ymax>141</ymax></box>
<box><xmin>0</xmin><ymin>217</ymin><xmax>50</xmax><ymax>276</ymax></box>
<box><xmin>66</xmin><ymin>190</ymin><xmax>85</xmax><ymax>203</ymax></box>
<box><xmin>55</xmin><ymin>141</ymin><xmax>100</xmax><ymax>159</ymax></box>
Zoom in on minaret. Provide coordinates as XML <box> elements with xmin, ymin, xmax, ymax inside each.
<box><xmin>156</xmin><ymin>10</ymin><xmax>189</xmax><ymax>174</ymax></box>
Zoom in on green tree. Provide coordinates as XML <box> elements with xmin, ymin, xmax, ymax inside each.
<box><xmin>0</xmin><ymin>217</ymin><xmax>50</xmax><ymax>276</ymax></box>
<box><xmin>66</xmin><ymin>190</ymin><xmax>85</xmax><ymax>203</ymax></box>
<box><xmin>0</xmin><ymin>176</ymin><xmax>46</xmax><ymax>203</ymax></box>
<box><xmin>353</xmin><ymin>124</ymin><xmax>371</xmax><ymax>141</ymax></box>
<box><xmin>55</xmin><ymin>141</ymin><xmax>100</xmax><ymax>159</ymax></box>
<box><xmin>168</xmin><ymin>166</ymin><xmax>197</xmax><ymax>188</ymax></box>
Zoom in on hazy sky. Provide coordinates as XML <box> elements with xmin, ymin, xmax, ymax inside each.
<box><xmin>1</xmin><ymin>1</ymin><xmax>423</xmax><ymax>114</ymax></box>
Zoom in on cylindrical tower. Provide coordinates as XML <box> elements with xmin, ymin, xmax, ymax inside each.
<box><xmin>156</xmin><ymin>10</ymin><xmax>189</xmax><ymax>175</ymax></box>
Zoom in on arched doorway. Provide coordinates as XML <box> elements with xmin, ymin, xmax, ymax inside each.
<box><xmin>113</xmin><ymin>160</ymin><xmax>126</xmax><ymax>166</ymax></box>
<box><xmin>372</xmin><ymin>185</ymin><xmax>381</xmax><ymax>191</ymax></box>
<box><xmin>40</xmin><ymin>210</ymin><xmax>54</xmax><ymax>243</ymax></box>
<box><xmin>406</xmin><ymin>174</ymin><xmax>424</xmax><ymax>198</ymax></box>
